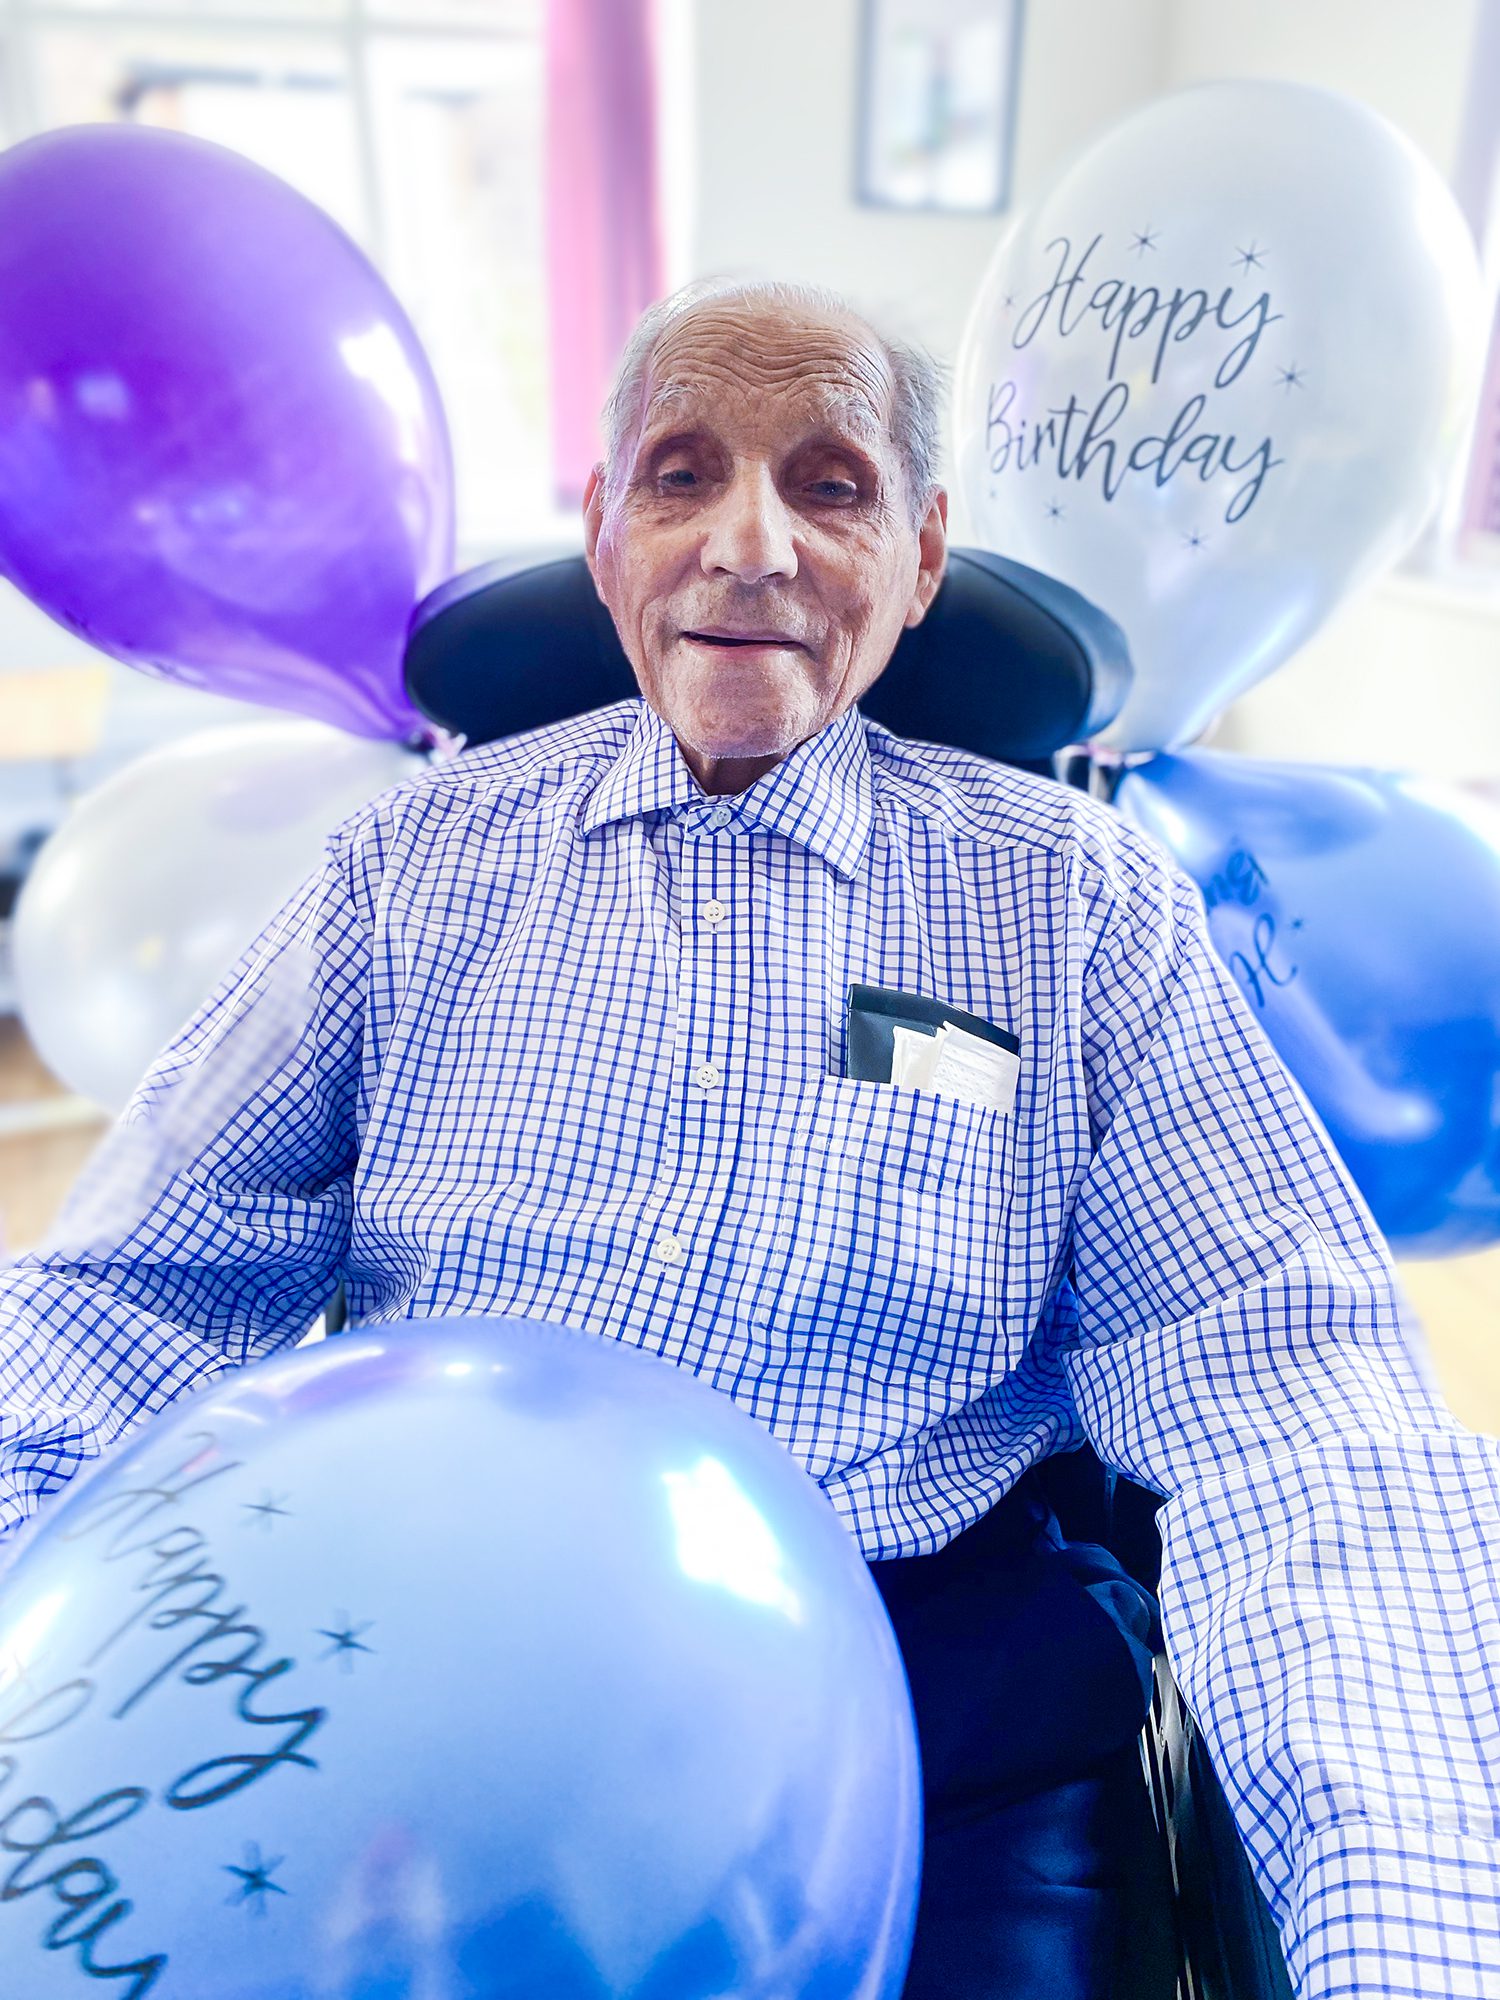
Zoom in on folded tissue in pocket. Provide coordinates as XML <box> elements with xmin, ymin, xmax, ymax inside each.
<box><xmin>846</xmin><ymin>983</ymin><xmax>1021</xmax><ymax>1114</ymax></box>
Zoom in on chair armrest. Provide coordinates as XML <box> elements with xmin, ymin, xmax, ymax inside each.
<box><xmin>1140</xmin><ymin>1650</ymin><xmax>1295</xmax><ymax>1998</ymax></box>
<box><xmin>1036</xmin><ymin>1446</ymin><xmax>1294</xmax><ymax>1996</ymax></box>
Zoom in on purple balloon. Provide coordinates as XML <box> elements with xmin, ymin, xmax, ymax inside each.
<box><xmin>0</xmin><ymin>125</ymin><xmax>454</xmax><ymax>738</ymax></box>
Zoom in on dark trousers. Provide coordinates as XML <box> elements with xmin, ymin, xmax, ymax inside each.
<box><xmin>869</xmin><ymin>1473</ymin><xmax>1178</xmax><ymax>2000</ymax></box>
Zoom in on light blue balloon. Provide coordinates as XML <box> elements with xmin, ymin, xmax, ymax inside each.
<box><xmin>0</xmin><ymin>1318</ymin><xmax>920</xmax><ymax>1997</ymax></box>
<box><xmin>1116</xmin><ymin>751</ymin><xmax>1500</xmax><ymax>1257</ymax></box>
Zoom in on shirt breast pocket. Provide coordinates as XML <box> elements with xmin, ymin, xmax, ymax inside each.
<box><xmin>831</xmin><ymin>1075</ymin><xmax>1004</xmax><ymax>1193</ymax></box>
<box><xmin>744</xmin><ymin>1076</ymin><xmax>1016</xmax><ymax>1470</ymax></box>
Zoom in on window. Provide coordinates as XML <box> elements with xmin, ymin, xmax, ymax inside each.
<box><xmin>0</xmin><ymin>0</ymin><xmax>567</xmax><ymax>556</ymax></box>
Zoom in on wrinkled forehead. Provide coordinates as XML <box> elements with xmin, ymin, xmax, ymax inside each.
<box><xmin>636</xmin><ymin>306</ymin><xmax>897</xmax><ymax>454</ymax></box>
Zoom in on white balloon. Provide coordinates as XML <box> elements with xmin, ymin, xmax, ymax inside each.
<box><xmin>14</xmin><ymin>721</ymin><xmax>421</xmax><ymax>1110</ymax></box>
<box><xmin>954</xmin><ymin>81</ymin><xmax>1486</xmax><ymax>751</ymax></box>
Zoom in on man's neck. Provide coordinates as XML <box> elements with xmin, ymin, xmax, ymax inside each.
<box><xmin>676</xmin><ymin>741</ymin><xmax>790</xmax><ymax>797</ymax></box>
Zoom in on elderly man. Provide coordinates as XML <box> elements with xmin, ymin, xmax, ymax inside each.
<box><xmin>4</xmin><ymin>278</ymin><xmax>1499</xmax><ymax>1999</ymax></box>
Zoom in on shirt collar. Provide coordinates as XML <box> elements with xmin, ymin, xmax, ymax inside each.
<box><xmin>580</xmin><ymin>698</ymin><xmax>877</xmax><ymax>881</ymax></box>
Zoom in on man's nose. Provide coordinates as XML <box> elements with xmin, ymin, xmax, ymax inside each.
<box><xmin>699</xmin><ymin>464</ymin><xmax>798</xmax><ymax>583</ymax></box>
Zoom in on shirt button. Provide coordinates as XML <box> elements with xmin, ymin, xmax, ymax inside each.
<box><xmin>655</xmin><ymin>1233</ymin><xmax>685</xmax><ymax>1265</ymax></box>
<box><xmin>708</xmin><ymin>805</ymin><xmax>733</xmax><ymax>829</ymax></box>
<box><xmin>702</xmin><ymin>898</ymin><xmax>727</xmax><ymax>927</ymax></box>
<box><xmin>695</xmin><ymin>1062</ymin><xmax>722</xmax><ymax>1090</ymax></box>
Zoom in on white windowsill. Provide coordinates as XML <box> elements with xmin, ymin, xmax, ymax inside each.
<box><xmin>1381</xmin><ymin>558</ymin><xmax>1500</xmax><ymax>622</ymax></box>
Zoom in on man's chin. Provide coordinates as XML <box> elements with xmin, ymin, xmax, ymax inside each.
<box><xmin>669</xmin><ymin>691</ymin><xmax>820</xmax><ymax>759</ymax></box>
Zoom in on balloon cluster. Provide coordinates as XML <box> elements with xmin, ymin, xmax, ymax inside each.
<box><xmin>954</xmin><ymin>81</ymin><xmax>1500</xmax><ymax>1256</ymax></box>
<box><xmin>7</xmin><ymin>93</ymin><xmax>1500</xmax><ymax>1239</ymax></box>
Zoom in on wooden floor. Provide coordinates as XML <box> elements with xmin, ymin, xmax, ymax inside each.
<box><xmin>2</xmin><ymin>1014</ymin><xmax>1498</xmax><ymax>1438</ymax></box>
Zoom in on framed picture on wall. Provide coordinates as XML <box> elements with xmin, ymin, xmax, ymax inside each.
<box><xmin>856</xmin><ymin>0</ymin><xmax>1023</xmax><ymax>214</ymax></box>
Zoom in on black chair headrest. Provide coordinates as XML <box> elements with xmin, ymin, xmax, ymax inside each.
<box><xmin>404</xmin><ymin>548</ymin><xmax>1131</xmax><ymax>765</ymax></box>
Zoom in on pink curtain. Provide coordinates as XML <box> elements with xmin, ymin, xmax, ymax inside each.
<box><xmin>545</xmin><ymin>0</ymin><xmax>666</xmax><ymax>508</ymax></box>
<box><xmin>1451</xmin><ymin>5</ymin><xmax>1500</xmax><ymax>547</ymax></box>
<box><xmin>1459</xmin><ymin>307</ymin><xmax>1500</xmax><ymax>542</ymax></box>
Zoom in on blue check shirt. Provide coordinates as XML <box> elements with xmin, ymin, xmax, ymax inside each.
<box><xmin>4</xmin><ymin>696</ymin><xmax>1499</xmax><ymax>1994</ymax></box>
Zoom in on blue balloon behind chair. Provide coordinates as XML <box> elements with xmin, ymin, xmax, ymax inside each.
<box><xmin>1115</xmin><ymin>752</ymin><xmax>1500</xmax><ymax>1258</ymax></box>
<box><xmin>0</xmin><ymin>1318</ymin><xmax>920</xmax><ymax>1998</ymax></box>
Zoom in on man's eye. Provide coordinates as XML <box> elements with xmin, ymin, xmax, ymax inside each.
<box><xmin>658</xmin><ymin>467</ymin><xmax>698</xmax><ymax>489</ymax></box>
<box><xmin>809</xmin><ymin>478</ymin><xmax>859</xmax><ymax>503</ymax></box>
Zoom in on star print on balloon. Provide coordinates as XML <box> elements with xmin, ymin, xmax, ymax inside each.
<box><xmin>243</xmin><ymin>1490</ymin><xmax>292</xmax><ymax>1529</ymax></box>
<box><xmin>318</xmin><ymin>1613</ymin><xmax>376</xmax><ymax>1670</ymax></box>
<box><xmin>225</xmin><ymin>1843</ymin><xmax>288</xmax><ymax>1914</ymax></box>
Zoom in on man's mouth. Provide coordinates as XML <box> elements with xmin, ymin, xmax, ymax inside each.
<box><xmin>682</xmin><ymin>629</ymin><xmax>807</xmax><ymax>651</ymax></box>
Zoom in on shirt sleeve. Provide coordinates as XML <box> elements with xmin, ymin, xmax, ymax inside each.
<box><xmin>1054</xmin><ymin>833</ymin><xmax>1500</xmax><ymax>1999</ymax></box>
<box><xmin>0</xmin><ymin>811</ymin><xmax>380</xmax><ymax>1545</ymax></box>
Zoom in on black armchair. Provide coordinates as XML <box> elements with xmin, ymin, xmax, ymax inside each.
<box><xmin>404</xmin><ymin>546</ymin><xmax>1294</xmax><ymax>2000</ymax></box>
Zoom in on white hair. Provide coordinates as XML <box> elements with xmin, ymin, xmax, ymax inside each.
<box><xmin>599</xmin><ymin>276</ymin><xmax>945</xmax><ymax>523</ymax></box>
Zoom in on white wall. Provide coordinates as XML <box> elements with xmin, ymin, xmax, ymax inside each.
<box><xmin>1200</xmin><ymin>571</ymin><xmax>1500</xmax><ymax>778</ymax></box>
<box><xmin>1163</xmin><ymin>0</ymin><xmax>1480</xmax><ymax>182</ymax></box>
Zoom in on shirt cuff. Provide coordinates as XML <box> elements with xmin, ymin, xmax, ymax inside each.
<box><xmin>1285</xmin><ymin>1816</ymin><xmax>1500</xmax><ymax>1998</ymax></box>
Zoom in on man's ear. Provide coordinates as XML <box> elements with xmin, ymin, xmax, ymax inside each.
<box><xmin>582</xmin><ymin>463</ymin><xmax>607</xmax><ymax>594</ymax></box>
<box><xmin>903</xmin><ymin>487</ymin><xmax>949</xmax><ymax>628</ymax></box>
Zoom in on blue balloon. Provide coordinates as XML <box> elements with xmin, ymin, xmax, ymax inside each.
<box><xmin>1115</xmin><ymin>751</ymin><xmax>1500</xmax><ymax>1257</ymax></box>
<box><xmin>0</xmin><ymin>1319</ymin><xmax>920</xmax><ymax>1997</ymax></box>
